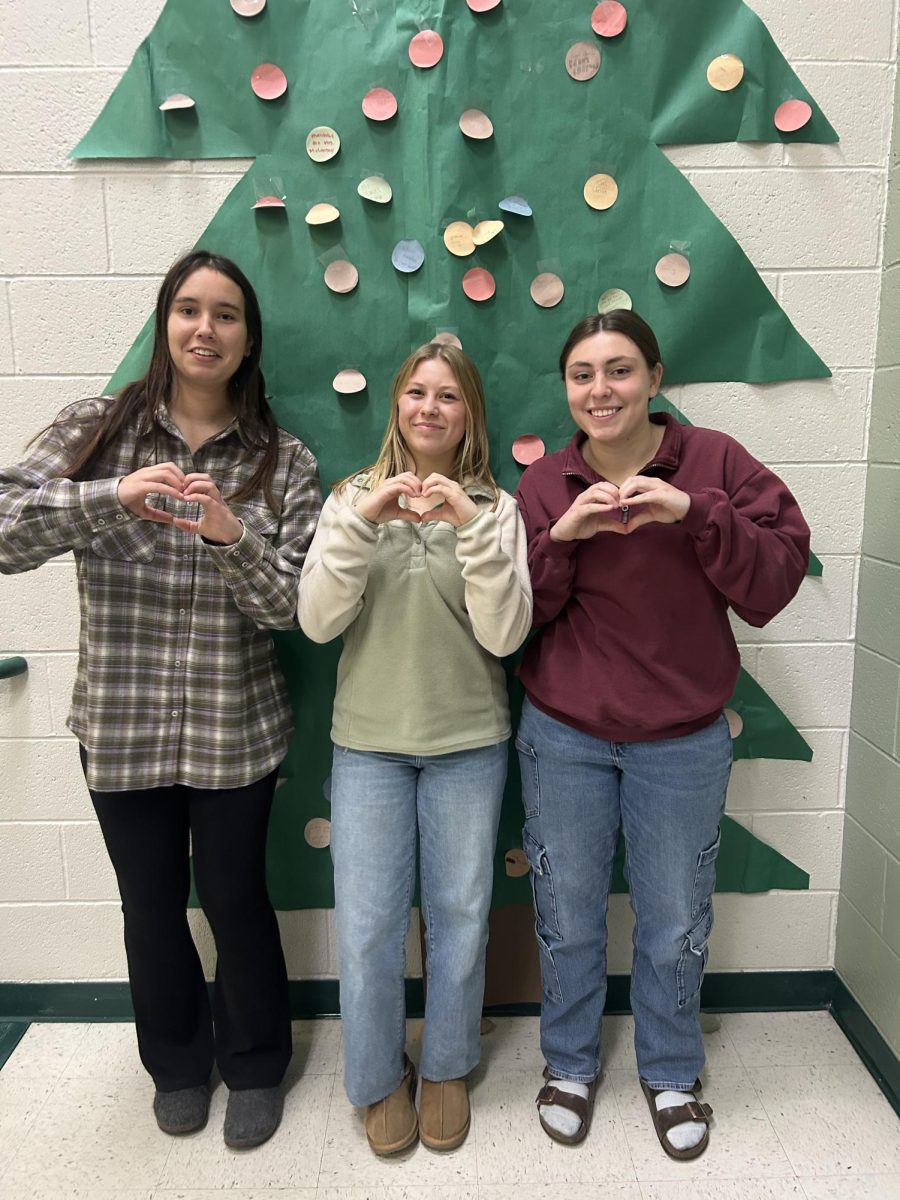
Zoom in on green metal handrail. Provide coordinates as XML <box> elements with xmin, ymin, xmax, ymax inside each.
<box><xmin>0</xmin><ymin>657</ymin><xmax>27</xmax><ymax>680</ymax></box>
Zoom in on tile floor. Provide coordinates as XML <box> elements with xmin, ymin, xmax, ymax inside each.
<box><xmin>0</xmin><ymin>1012</ymin><xmax>898</xmax><ymax>1199</ymax></box>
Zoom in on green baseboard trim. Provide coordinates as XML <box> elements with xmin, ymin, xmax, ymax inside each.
<box><xmin>830</xmin><ymin>973</ymin><xmax>900</xmax><ymax>1119</ymax></box>
<box><xmin>2</xmin><ymin>972</ymin><xmax>897</xmax><ymax>1117</ymax></box>
<box><xmin>0</xmin><ymin>1022</ymin><xmax>29</xmax><ymax>1070</ymax></box>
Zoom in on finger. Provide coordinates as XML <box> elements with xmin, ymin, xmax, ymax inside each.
<box><xmin>182</xmin><ymin>472</ymin><xmax>213</xmax><ymax>485</ymax></box>
<box><xmin>187</xmin><ymin>493</ymin><xmax>213</xmax><ymax>508</ymax></box>
<box><xmin>140</xmin><ymin>482</ymin><xmax>184</xmax><ymax>500</ymax></box>
<box><xmin>183</xmin><ymin>481</ymin><xmax>218</xmax><ymax>499</ymax></box>
<box><xmin>141</xmin><ymin>506</ymin><xmax>176</xmax><ymax>525</ymax></box>
<box><xmin>172</xmin><ymin>517</ymin><xmax>201</xmax><ymax>533</ymax></box>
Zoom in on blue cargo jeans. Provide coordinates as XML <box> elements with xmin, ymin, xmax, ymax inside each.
<box><xmin>516</xmin><ymin>697</ymin><xmax>733</xmax><ymax>1091</ymax></box>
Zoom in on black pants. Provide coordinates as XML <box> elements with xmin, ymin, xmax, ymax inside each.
<box><xmin>82</xmin><ymin>748</ymin><xmax>291</xmax><ymax>1092</ymax></box>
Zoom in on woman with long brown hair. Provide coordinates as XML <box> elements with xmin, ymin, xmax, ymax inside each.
<box><xmin>299</xmin><ymin>342</ymin><xmax>532</xmax><ymax>1156</ymax></box>
<box><xmin>0</xmin><ymin>250</ymin><xmax>321</xmax><ymax>1148</ymax></box>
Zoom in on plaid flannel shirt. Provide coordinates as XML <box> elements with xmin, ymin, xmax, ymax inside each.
<box><xmin>0</xmin><ymin>397</ymin><xmax>322</xmax><ymax>792</ymax></box>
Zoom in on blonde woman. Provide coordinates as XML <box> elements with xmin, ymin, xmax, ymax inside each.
<box><xmin>299</xmin><ymin>343</ymin><xmax>531</xmax><ymax>1155</ymax></box>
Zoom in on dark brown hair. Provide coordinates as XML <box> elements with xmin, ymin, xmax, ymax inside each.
<box><xmin>559</xmin><ymin>309</ymin><xmax>663</xmax><ymax>378</ymax></box>
<box><xmin>38</xmin><ymin>250</ymin><xmax>281</xmax><ymax>511</ymax></box>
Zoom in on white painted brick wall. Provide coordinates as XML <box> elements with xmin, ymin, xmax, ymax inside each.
<box><xmin>0</xmin><ymin>0</ymin><xmax>895</xmax><ymax>984</ymax></box>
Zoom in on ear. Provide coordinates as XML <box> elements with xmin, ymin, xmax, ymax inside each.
<box><xmin>648</xmin><ymin>362</ymin><xmax>663</xmax><ymax>397</ymax></box>
<box><xmin>244</xmin><ymin>337</ymin><xmax>253</xmax><ymax>359</ymax></box>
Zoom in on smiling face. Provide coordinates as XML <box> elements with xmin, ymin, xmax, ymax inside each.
<box><xmin>564</xmin><ymin>329</ymin><xmax>663</xmax><ymax>452</ymax></box>
<box><xmin>166</xmin><ymin>267</ymin><xmax>251</xmax><ymax>398</ymax></box>
<box><xmin>397</xmin><ymin>356</ymin><xmax>468</xmax><ymax>474</ymax></box>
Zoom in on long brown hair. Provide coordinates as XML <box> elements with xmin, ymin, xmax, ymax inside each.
<box><xmin>336</xmin><ymin>343</ymin><xmax>500</xmax><ymax>504</ymax></box>
<box><xmin>36</xmin><ymin>250</ymin><xmax>281</xmax><ymax>511</ymax></box>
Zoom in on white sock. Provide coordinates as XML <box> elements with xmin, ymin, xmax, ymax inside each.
<box><xmin>654</xmin><ymin>1090</ymin><xmax>706</xmax><ymax>1151</ymax></box>
<box><xmin>540</xmin><ymin>1078</ymin><xmax>590</xmax><ymax>1139</ymax></box>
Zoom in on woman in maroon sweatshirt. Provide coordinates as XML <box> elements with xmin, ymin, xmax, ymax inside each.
<box><xmin>514</xmin><ymin>310</ymin><xmax>809</xmax><ymax>1159</ymax></box>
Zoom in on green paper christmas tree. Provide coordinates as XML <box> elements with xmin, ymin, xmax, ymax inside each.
<box><xmin>77</xmin><ymin>0</ymin><xmax>833</xmax><ymax>906</ymax></box>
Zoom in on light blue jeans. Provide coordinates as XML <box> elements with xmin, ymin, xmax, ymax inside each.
<box><xmin>330</xmin><ymin>741</ymin><xmax>507</xmax><ymax>1107</ymax></box>
<box><xmin>516</xmin><ymin>698</ymin><xmax>732</xmax><ymax>1091</ymax></box>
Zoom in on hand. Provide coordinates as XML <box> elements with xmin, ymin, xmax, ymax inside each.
<box><xmin>618</xmin><ymin>476</ymin><xmax>691</xmax><ymax>524</ymax></box>
<box><xmin>171</xmin><ymin>473</ymin><xmax>244</xmax><ymax>545</ymax></box>
<box><xmin>117</xmin><ymin>463</ymin><xmax>186</xmax><ymax>525</ymax></box>
<box><xmin>550</xmin><ymin>482</ymin><xmax>635</xmax><ymax>541</ymax></box>
<box><xmin>355</xmin><ymin>472</ymin><xmax>424</xmax><ymax>524</ymax></box>
<box><xmin>419</xmin><ymin>474</ymin><xmax>479</xmax><ymax>527</ymax></box>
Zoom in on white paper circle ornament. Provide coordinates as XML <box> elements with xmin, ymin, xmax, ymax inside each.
<box><xmin>231</xmin><ymin>0</ymin><xmax>266</xmax><ymax>14</ymax></box>
<box><xmin>159</xmin><ymin>94</ymin><xmax>195</xmax><ymax>111</ymax></box>
<box><xmin>306</xmin><ymin>126</ymin><xmax>340</xmax><ymax>162</ymax></box>
<box><xmin>459</xmin><ymin>109</ymin><xmax>494</xmax><ymax>139</ymax></box>
<box><xmin>333</xmin><ymin>369</ymin><xmax>368</xmax><ymax>394</ymax></box>
<box><xmin>305</xmin><ymin>202</ymin><xmax>340</xmax><ymax>225</ymax></box>
<box><xmin>357</xmin><ymin>175</ymin><xmax>393</xmax><ymax>204</ymax></box>
<box><xmin>566</xmin><ymin>42</ymin><xmax>601</xmax><ymax>82</ymax></box>
<box><xmin>655</xmin><ymin>252</ymin><xmax>691</xmax><ymax>287</ymax></box>
<box><xmin>472</xmin><ymin>220</ymin><xmax>504</xmax><ymax>246</ymax></box>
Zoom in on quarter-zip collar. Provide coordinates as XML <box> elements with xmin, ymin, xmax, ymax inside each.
<box><xmin>561</xmin><ymin>412</ymin><xmax>683</xmax><ymax>485</ymax></box>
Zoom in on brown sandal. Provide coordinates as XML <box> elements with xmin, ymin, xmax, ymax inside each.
<box><xmin>640</xmin><ymin>1078</ymin><xmax>713</xmax><ymax>1161</ymax></box>
<box><xmin>536</xmin><ymin>1067</ymin><xmax>599</xmax><ymax>1146</ymax></box>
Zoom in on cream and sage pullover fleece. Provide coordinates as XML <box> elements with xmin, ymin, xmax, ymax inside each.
<box><xmin>298</xmin><ymin>476</ymin><xmax>532</xmax><ymax>755</ymax></box>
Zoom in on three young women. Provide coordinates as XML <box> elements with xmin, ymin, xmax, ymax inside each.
<box><xmin>0</xmin><ymin>251</ymin><xmax>322</xmax><ymax>1148</ymax></box>
<box><xmin>299</xmin><ymin>342</ymin><xmax>532</xmax><ymax>1155</ymax></box>
<box><xmin>514</xmin><ymin>310</ymin><xmax>810</xmax><ymax>1158</ymax></box>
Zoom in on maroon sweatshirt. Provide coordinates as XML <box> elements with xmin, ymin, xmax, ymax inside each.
<box><xmin>514</xmin><ymin>414</ymin><xmax>810</xmax><ymax>743</ymax></box>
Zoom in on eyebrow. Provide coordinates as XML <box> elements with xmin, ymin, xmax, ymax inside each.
<box><xmin>172</xmin><ymin>295</ymin><xmax>242</xmax><ymax>312</ymax></box>
<box><xmin>568</xmin><ymin>356</ymin><xmax>636</xmax><ymax>368</ymax></box>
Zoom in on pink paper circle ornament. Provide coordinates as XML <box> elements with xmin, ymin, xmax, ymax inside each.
<box><xmin>252</xmin><ymin>195</ymin><xmax>285</xmax><ymax>209</ymax></box>
<box><xmin>323</xmin><ymin>260</ymin><xmax>359</xmax><ymax>294</ymax></box>
<box><xmin>231</xmin><ymin>0</ymin><xmax>266</xmax><ymax>15</ymax></box>
<box><xmin>431</xmin><ymin>331</ymin><xmax>463</xmax><ymax>349</ymax></box>
<box><xmin>774</xmin><ymin>99</ymin><xmax>812</xmax><ymax>133</ymax></box>
<box><xmin>724</xmin><ymin>708</ymin><xmax>744</xmax><ymax>738</ymax></box>
<box><xmin>512</xmin><ymin>434</ymin><xmax>546</xmax><ymax>465</ymax></box>
<box><xmin>530</xmin><ymin>273</ymin><xmax>565</xmax><ymax>308</ymax></box>
<box><xmin>250</xmin><ymin>63</ymin><xmax>287</xmax><ymax>100</ymax></box>
<box><xmin>303</xmin><ymin>817</ymin><xmax>331</xmax><ymax>848</ymax></box>
<box><xmin>362</xmin><ymin>87</ymin><xmax>398</xmax><ymax>121</ymax></box>
<box><xmin>468</xmin><ymin>0</ymin><xmax>502</xmax><ymax>10</ymax></box>
<box><xmin>592</xmin><ymin>1</ymin><xmax>628</xmax><ymax>37</ymax></box>
<box><xmin>462</xmin><ymin>268</ymin><xmax>496</xmax><ymax>302</ymax></box>
<box><xmin>409</xmin><ymin>30</ymin><xmax>444</xmax><ymax>69</ymax></box>
<box><xmin>655</xmin><ymin>252</ymin><xmax>691</xmax><ymax>287</ymax></box>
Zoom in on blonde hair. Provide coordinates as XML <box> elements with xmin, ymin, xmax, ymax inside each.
<box><xmin>335</xmin><ymin>343</ymin><xmax>500</xmax><ymax>504</ymax></box>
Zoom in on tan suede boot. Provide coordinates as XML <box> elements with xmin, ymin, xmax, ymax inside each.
<box><xmin>364</xmin><ymin>1055</ymin><xmax>418</xmax><ymax>1156</ymax></box>
<box><xmin>418</xmin><ymin>1077</ymin><xmax>470</xmax><ymax>1151</ymax></box>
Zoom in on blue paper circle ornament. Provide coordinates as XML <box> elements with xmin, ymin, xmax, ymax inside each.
<box><xmin>392</xmin><ymin>239</ymin><xmax>425</xmax><ymax>273</ymax></box>
<box><xmin>499</xmin><ymin>195</ymin><xmax>533</xmax><ymax>217</ymax></box>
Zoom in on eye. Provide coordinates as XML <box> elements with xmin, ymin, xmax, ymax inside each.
<box><xmin>572</xmin><ymin>372</ymin><xmax>592</xmax><ymax>383</ymax></box>
<box><xmin>439</xmin><ymin>391</ymin><xmax>458</xmax><ymax>402</ymax></box>
<box><xmin>218</xmin><ymin>312</ymin><xmax>236</xmax><ymax>322</ymax></box>
<box><xmin>177</xmin><ymin>305</ymin><xmax>196</xmax><ymax>317</ymax></box>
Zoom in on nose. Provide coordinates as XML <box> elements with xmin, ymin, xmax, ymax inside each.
<box><xmin>196</xmin><ymin>310</ymin><xmax>215</xmax><ymax>339</ymax></box>
<box><xmin>420</xmin><ymin>391</ymin><xmax>439</xmax><ymax>413</ymax></box>
<box><xmin>590</xmin><ymin>373</ymin><xmax>610</xmax><ymax>398</ymax></box>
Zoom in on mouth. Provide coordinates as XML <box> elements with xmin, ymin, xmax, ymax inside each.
<box><xmin>587</xmin><ymin>406</ymin><xmax>621</xmax><ymax>420</ymax></box>
<box><xmin>413</xmin><ymin>422</ymin><xmax>445</xmax><ymax>431</ymax></box>
<box><xmin>189</xmin><ymin>347</ymin><xmax>220</xmax><ymax>360</ymax></box>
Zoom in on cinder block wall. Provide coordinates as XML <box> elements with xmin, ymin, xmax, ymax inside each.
<box><xmin>835</xmin><ymin>63</ymin><xmax>900</xmax><ymax>1059</ymax></box>
<box><xmin>0</xmin><ymin>0</ymin><xmax>896</xmax><ymax>984</ymax></box>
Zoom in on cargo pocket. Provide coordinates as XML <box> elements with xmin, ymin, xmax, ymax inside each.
<box><xmin>523</xmin><ymin>827</ymin><xmax>563</xmax><ymax>1002</ymax></box>
<box><xmin>678</xmin><ymin>830</ymin><xmax>721</xmax><ymax>1007</ymax></box>
<box><xmin>677</xmin><ymin>902</ymin><xmax>713</xmax><ymax>1008</ymax></box>
<box><xmin>515</xmin><ymin>736</ymin><xmax>541</xmax><ymax>818</ymax></box>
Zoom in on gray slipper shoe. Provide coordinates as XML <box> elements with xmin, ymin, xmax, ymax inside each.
<box><xmin>153</xmin><ymin>1084</ymin><xmax>210</xmax><ymax>1135</ymax></box>
<box><xmin>224</xmin><ymin>1086</ymin><xmax>284</xmax><ymax>1149</ymax></box>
